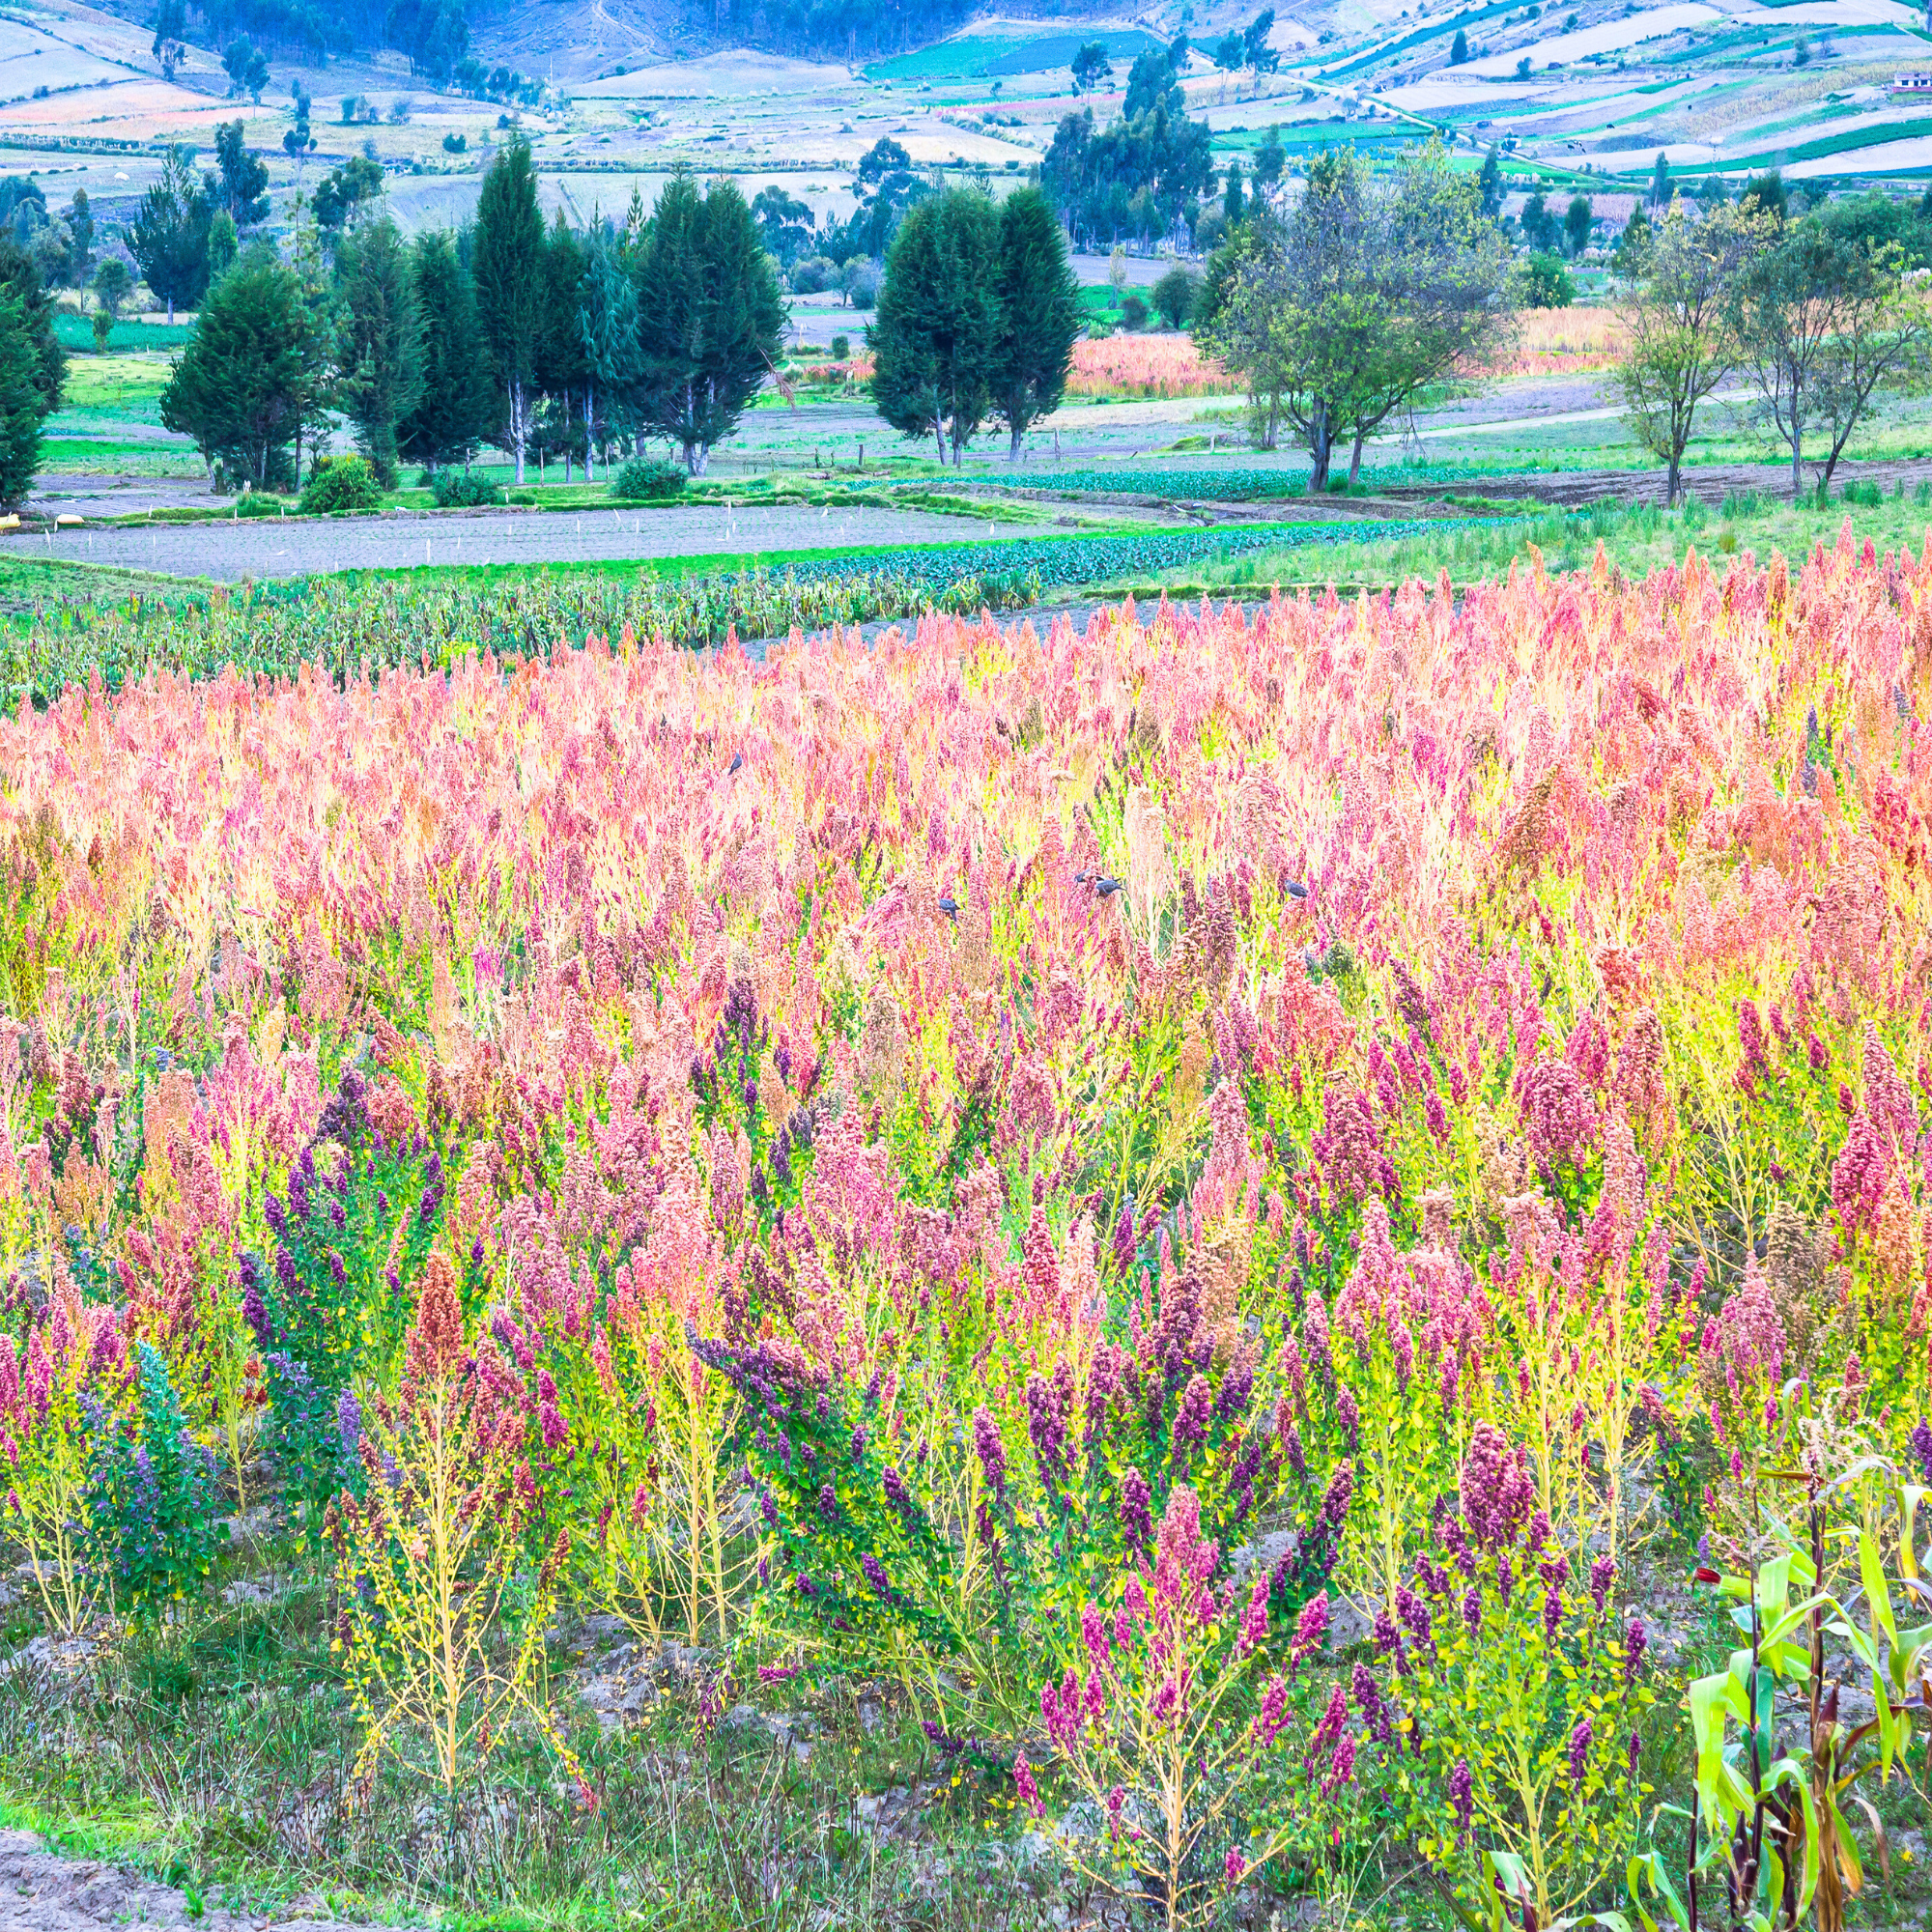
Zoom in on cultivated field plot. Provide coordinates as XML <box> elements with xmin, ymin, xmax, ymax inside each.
<box><xmin>6</xmin><ymin>527</ymin><xmax>1932</xmax><ymax>1932</ymax></box>
<box><xmin>23</xmin><ymin>502</ymin><xmax>1044</xmax><ymax>581</ymax></box>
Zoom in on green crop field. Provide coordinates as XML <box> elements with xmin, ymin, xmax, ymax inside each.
<box><xmin>1322</xmin><ymin>0</ymin><xmax>1527</xmax><ymax>77</ymax></box>
<box><xmin>51</xmin><ymin>315</ymin><xmax>196</xmax><ymax>355</ymax></box>
<box><xmin>865</xmin><ymin>27</ymin><xmax>1163</xmax><ymax>84</ymax></box>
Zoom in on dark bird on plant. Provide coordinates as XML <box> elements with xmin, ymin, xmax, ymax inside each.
<box><xmin>1094</xmin><ymin>876</ymin><xmax>1124</xmax><ymax>897</ymax></box>
<box><xmin>727</xmin><ymin>753</ymin><xmax>743</xmax><ymax>774</ymax></box>
<box><xmin>1285</xmin><ymin>879</ymin><xmax>1309</xmax><ymax>899</ymax></box>
<box><xmin>938</xmin><ymin>895</ymin><xmax>959</xmax><ymax>920</ymax></box>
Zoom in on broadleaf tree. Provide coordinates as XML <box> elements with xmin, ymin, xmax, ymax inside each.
<box><xmin>209</xmin><ymin>121</ymin><xmax>270</xmax><ymax>229</ymax></box>
<box><xmin>1728</xmin><ymin>218</ymin><xmax>1932</xmax><ymax>497</ymax></box>
<box><xmin>1201</xmin><ymin>141</ymin><xmax>1515</xmax><ymax>486</ymax></box>
<box><xmin>1614</xmin><ymin>199</ymin><xmax>1763</xmax><ymax>504</ymax></box>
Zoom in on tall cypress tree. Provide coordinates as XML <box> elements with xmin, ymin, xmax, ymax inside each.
<box><xmin>577</xmin><ymin>235</ymin><xmax>639</xmax><ymax>477</ymax></box>
<box><xmin>634</xmin><ymin>172</ymin><xmax>785</xmax><ymax>475</ymax></box>
<box><xmin>67</xmin><ymin>188</ymin><xmax>93</xmax><ymax>286</ymax></box>
<box><xmin>287</xmin><ymin>212</ymin><xmax>337</xmax><ymax>484</ymax></box>
<box><xmin>159</xmin><ymin>244</ymin><xmax>310</xmax><ymax>488</ymax></box>
<box><xmin>334</xmin><ymin>217</ymin><xmax>424</xmax><ymax>486</ymax></box>
<box><xmin>0</xmin><ymin>235</ymin><xmax>65</xmax><ymax>419</ymax></box>
<box><xmin>0</xmin><ymin>292</ymin><xmax>46</xmax><ymax>509</ymax></box>
<box><xmin>869</xmin><ymin>188</ymin><xmax>1001</xmax><ymax>466</ymax></box>
<box><xmin>991</xmin><ymin>187</ymin><xmax>1078</xmax><ymax>460</ymax></box>
<box><xmin>540</xmin><ymin>210</ymin><xmax>586</xmax><ymax>480</ymax></box>
<box><xmin>470</xmin><ymin>137</ymin><xmax>546</xmax><ymax>483</ymax></box>
<box><xmin>128</xmin><ymin>145</ymin><xmax>212</xmax><ymax>324</ymax></box>
<box><xmin>399</xmin><ymin>229</ymin><xmax>495</xmax><ymax>469</ymax></box>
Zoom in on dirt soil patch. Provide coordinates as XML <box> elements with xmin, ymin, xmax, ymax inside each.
<box><xmin>14</xmin><ymin>503</ymin><xmax>1019</xmax><ymax>582</ymax></box>
<box><xmin>0</xmin><ymin>1830</ymin><xmax>360</xmax><ymax>1932</ymax></box>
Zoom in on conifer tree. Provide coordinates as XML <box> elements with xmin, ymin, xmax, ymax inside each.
<box><xmin>399</xmin><ymin>228</ymin><xmax>495</xmax><ymax>469</ymax></box>
<box><xmin>471</xmin><ymin>137</ymin><xmax>546</xmax><ymax>482</ymax></box>
<box><xmin>869</xmin><ymin>188</ymin><xmax>1001</xmax><ymax>466</ymax></box>
<box><xmin>335</xmin><ymin>216</ymin><xmax>424</xmax><ymax>486</ymax></box>
<box><xmin>990</xmin><ymin>186</ymin><xmax>1078</xmax><ymax>459</ymax></box>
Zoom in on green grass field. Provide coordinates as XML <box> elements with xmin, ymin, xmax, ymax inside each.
<box><xmin>47</xmin><ymin>353</ymin><xmax>177</xmax><ymax>433</ymax></box>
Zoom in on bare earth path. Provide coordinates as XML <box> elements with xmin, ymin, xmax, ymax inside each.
<box><xmin>0</xmin><ymin>1831</ymin><xmax>355</xmax><ymax>1932</ymax></box>
<box><xmin>8</xmin><ymin>503</ymin><xmax>1026</xmax><ymax>583</ymax></box>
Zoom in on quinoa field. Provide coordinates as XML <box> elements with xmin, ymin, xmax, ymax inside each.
<box><xmin>5</xmin><ymin>521</ymin><xmax>1932</xmax><ymax>1929</ymax></box>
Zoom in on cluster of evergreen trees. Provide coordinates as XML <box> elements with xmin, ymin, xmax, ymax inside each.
<box><xmin>158</xmin><ymin>139</ymin><xmax>786</xmax><ymax>493</ymax></box>
<box><xmin>869</xmin><ymin>185</ymin><xmax>1079</xmax><ymax>462</ymax></box>
<box><xmin>0</xmin><ymin>178</ymin><xmax>96</xmax><ymax>294</ymax></box>
<box><xmin>695</xmin><ymin>0</ymin><xmax>970</xmax><ymax>61</ymax></box>
<box><xmin>149</xmin><ymin>0</ymin><xmax>465</xmax><ymax>86</ymax></box>
<box><xmin>152</xmin><ymin>0</ymin><xmax>983</xmax><ymax>84</ymax></box>
<box><xmin>1040</xmin><ymin>42</ymin><xmax>1215</xmax><ymax>248</ymax></box>
<box><xmin>127</xmin><ymin>130</ymin><xmax>282</xmax><ymax>323</ymax></box>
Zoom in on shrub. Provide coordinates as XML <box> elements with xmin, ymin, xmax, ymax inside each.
<box><xmin>299</xmin><ymin>454</ymin><xmax>384</xmax><ymax>515</ymax></box>
<box><xmin>430</xmin><ymin>467</ymin><xmax>503</xmax><ymax>507</ymax></box>
<box><xmin>1523</xmin><ymin>252</ymin><xmax>1577</xmax><ymax>308</ymax></box>
<box><xmin>1151</xmin><ymin>263</ymin><xmax>1198</xmax><ymax>329</ymax></box>
<box><xmin>1</xmin><ymin>1299</ymin><xmax>122</xmax><ymax>1634</ymax></box>
<box><xmin>1121</xmin><ymin>293</ymin><xmax>1150</xmax><ymax>332</ymax></box>
<box><xmin>237</xmin><ymin>492</ymin><xmax>287</xmax><ymax>518</ymax></box>
<box><xmin>841</xmin><ymin>259</ymin><xmax>881</xmax><ymax>309</ymax></box>
<box><xmin>791</xmin><ymin>254</ymin><xmax>838</xmax><ymax>294</ymax></box>
<box><xmin>611</xmin><ymin>456</ymin><xmax>686</xmax><ymax>502</ymax></box>
<box><xmin>331</xmin><ymin>1257</ymin><xmax>581</xmax><ymax>1799</ymax></box>
<box><xmin>830</xmin><ymin>332</ymin><xmax>850</xmax><ymax>361</ymax></box>
<box><xmin>1841</xmin><ymin>477</ymin><xmax>1883</xmax><ymax>507</ymax></box>
<box><xmin>84</xmin><ymin>1342</ymin><xmax>226</xmax><ymax>1626</ymax></box>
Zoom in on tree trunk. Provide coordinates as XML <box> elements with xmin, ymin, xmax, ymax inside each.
<box><xmin>1308</xmin><ymin>404</ymin><xmax>1331</xmax><ymax>492</ymax></box>
<box><xmin>510</xmin><ymin>379</ymin><xmax>525</xmax><ymax>485</ymax></box>
<box><xmin>1348</xmin><ymin>425</ymin><xmax>1367</xmax><ymax>488</ymax></box>
<box><xmin>933</xmin><ymin>415</ymin><xmax>946</xmax><ymax>465</ymax></box>
<box><xmin>1791</xmin><ymin>386</ymin><xmax>1804</xmax><ymax>500</ymax></box>
<box><xmin>167</xmin><ymin>293</ymin><xmax>175</xmax><ymax>325</ymax></box>
<box><xmin>1665</xmin><ymin>453</ymin><xmax>1681</xmax><ymax>506</ymax></box>
<box><xmin>1009</xmin><ymin>420</ymin><xmax>1023</xmax><ymax>459</ymax></box>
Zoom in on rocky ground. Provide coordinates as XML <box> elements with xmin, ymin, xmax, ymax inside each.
<box><xmin>0</xmin><ymin>1833</ymin><xmax>365</xmax><ymax>1932</ymax></box>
